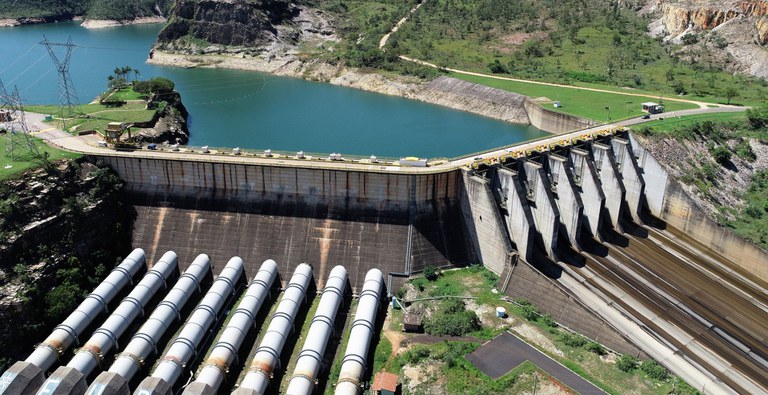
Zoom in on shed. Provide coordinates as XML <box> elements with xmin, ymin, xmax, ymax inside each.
<box><xmin>402</xmin><ymin>312</ymin><xmax>423</xmax><ymax>332</ymax></box>
<box><xmin>371</xmin><ymin>372</ymin><xmax>399</xmax><ymax>395</ymax></box>
<box><xmin>641</xmin><ymin>102</ymin><xmax>664</xmax><ymax>114</ymax></box>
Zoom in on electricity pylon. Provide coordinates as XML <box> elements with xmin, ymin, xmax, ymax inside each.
<box><xmin>40</xmin><ymin>35</ymin><xmax>82</xmax><ymax>120</ymax></box>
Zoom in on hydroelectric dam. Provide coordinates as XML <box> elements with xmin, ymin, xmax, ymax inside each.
<box><xmin>2</xmin><ymin>127</ymin><xmax>767</xmax><ymax>395</ymax></box>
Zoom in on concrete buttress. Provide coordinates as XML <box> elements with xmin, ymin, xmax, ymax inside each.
<box><xmin>494</xmin><ymin>168</ymin><xmax>535</xmax><ymax>263</ymax></box>
<box><xmin>545</xmin><ymin>153</ymin><xmax>584</xmax><ymax>251</ymax></box>
<box><xmin>627</xmin><ymin>134</ymin><xmax>668</xmax><ymax>217</ymax></box>
<box><xmin>569</xmin><ymin>148</ymin><xmax>605</xmax><ymax>242</ymax></box>
<box><xmin>610</xmin><ymin>137</ymin><xmax>645</xmax><ymax>223</ymax></box>
<box><xmin>590</xmin><ymin>142</ymin><xmax>625</xmax><ymax>232</ymax></box>
<box><xmin>519</xmin><ymin>161</ymin><xmax>560</xmax><ymax>261</ymax></box>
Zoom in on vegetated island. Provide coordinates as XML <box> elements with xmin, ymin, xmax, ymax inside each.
<box><xmin>27</xmin><ymin>67</ymin><xmax>189</xmax><ymax>147</ymax></box>
<box><xmin>0</xmin><ymin>0</ymin><xmax>171</xmax><ymax>28</ymax></box>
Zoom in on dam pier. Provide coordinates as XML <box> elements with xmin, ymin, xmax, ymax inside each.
<box><xmin>1</xmin><ymin>125</ymin><xmax>767</xmax><ymax>394</ymax></box>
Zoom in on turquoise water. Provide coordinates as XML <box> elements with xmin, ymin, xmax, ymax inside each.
<box><xmin>0</xmin><ymin>22</ymin><xmax>548</xmax><ymax>158</ymax></box>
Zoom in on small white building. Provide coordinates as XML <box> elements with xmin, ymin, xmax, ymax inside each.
<box><xmin>399</xmin><ymin>157</ymin><xmax>427</xmax><ymax>167</ymax></box>
<box><xmin>642</xmin><ymin>102</ymin><xmax>664</xmax><ymax>114</ymax></box>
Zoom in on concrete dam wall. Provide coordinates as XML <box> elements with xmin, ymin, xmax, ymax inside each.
<box><xmin>90</xmin><ymin>155</ymin><xmax>471</xmax><ymax>293</ymax></box>
<box><xmin>85</xmin><ymin>129</ymin><xmax>768</xmax><ymax>366</ymax></box>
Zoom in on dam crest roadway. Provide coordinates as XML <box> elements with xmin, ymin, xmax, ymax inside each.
<box><xmin>8</xmin><ymin>104</ymin><xmax>768</xmax><ymax>395</ymax></box>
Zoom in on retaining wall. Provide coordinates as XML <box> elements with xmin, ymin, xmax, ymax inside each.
<box><xmin>524</xmin><ymin>98</ymin><xmax>596</xmax><ymax>134</ymax></box>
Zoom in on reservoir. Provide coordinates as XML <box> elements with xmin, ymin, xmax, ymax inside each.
<box><xmin>0</xmin><ymin>22</ymin><xmax>548</xmax><ymax>158</ymax></box>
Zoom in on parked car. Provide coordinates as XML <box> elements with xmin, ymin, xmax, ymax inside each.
<box><xmin>147</xmin><ymin>143</ymin><xmax>157</xmax><ymax>150</ymax></box>
<box><xmin>641</xmin><ymin>114</ymin><xmax>651</xmax><ymax>119</ymax></box>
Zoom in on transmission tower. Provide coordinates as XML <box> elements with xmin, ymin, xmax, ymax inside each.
<box><xmin>1</xmin><ymin>79</ymin><xmax>41</xmax><ymax>161</ymax></box>
<box><xmin>40</xmin><ymin>35</ymin><xmax>82</xmax><ymax>119</ymax></box>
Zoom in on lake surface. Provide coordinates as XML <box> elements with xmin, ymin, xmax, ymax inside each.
<box><xmin>0</xmin><ymin>22</ymin><xmax>548</xmax><ymax>158</ymax></box>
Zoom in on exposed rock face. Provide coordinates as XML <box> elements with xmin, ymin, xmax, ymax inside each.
<box><xmin>155</xmin><ymin>0</ymin><xmax>299</xmax><ymax>51</ymax></box>
<box><xmin>133</xmin><ymin>91</ymin><xmax>190</xmax><ymax>144</ymax></box>
<box><xmin>659</xmin><ymin>0</ymin><xmax>768</xmax><ymax>37</ymax></box>
<box><xmin>654</xmin><ymin>0</ymin><xmax>768</xmax><ymax>78</ymax></box>
<box><xmin>0</xmin><ymin>161</ymin><xmax>134</xmax><ymax>370</ymax></box>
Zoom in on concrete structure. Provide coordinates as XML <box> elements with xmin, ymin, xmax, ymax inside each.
<box><xmin>335</xmin><ymin>269</ymin><xmax>384</xmax><ymax>395</ymax></box>
<box><xmin>10</xmin><ymin>118</ymin><xmax>761</xmax><ymax>395</ymax></box>
<box><xmin>35</xmin><ymin>252</ymin><xmax>178</xmax><ymax>395</ymax></box>
<box><xmin>285</xmin><ymin>265</ymin><xmax>348</xmax><ymax>395</ymax></box>
<box><xmin>85</xmin><ymin>254</ymin><xmax>212</xmax><ymax>395</ymax></box>
<box><xmin>0</xmin><ymin>249</ymin><xmax>146</xmax><ymax>395</ymax></box>
<box><xmin>182</xmin><ymin>260</ymin><xmax>278</xmax><ymax>395</ymax></box>
<box><xmin>234</xmin><ymin>264</ymin><xmax>313</xmax><ymax>395</ymax></box>
<box><xmin>133</xmin><ymin>258</ymin><xmax>243</xmax><ymax>395</ymax></box>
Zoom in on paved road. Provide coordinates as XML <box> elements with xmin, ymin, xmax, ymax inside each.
<box><xmin>31</xmin><ymin>104</ymin><xmax>748</xmax><ymax>176</ymax></box>
<box><xmin>466</xmin><ymin>331</ymin><xmax>606</xmax><ymax>394</ymax></box>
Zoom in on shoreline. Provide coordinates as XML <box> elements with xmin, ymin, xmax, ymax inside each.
<box><xmin>81</xmin><ymin>16</ymin><xmax>166</xmax><ymax>29</ymax></box>
<box><xmin>0</xmin><ymin>15</ymin><xmax>165</xmax><ymax>28</ymax></box>
<box><xmin>147</xmin><ymin>50</ymin><xmax>572</xmax><ymax>132</ymax></box>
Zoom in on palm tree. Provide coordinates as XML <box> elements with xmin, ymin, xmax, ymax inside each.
<box><xmin>133</xmin><ymin>68</ymin><xmax>140</xmax><ymax>82</ymax></box>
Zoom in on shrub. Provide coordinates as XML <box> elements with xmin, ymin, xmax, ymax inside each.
<box><xmin>424</xmin><ymin>299</ymin><xmax>481</xmax><ymax>336</ymax></box>
<box><xmin>423</xmin><ymin>265</ymin><xmax>439</xmax><ymax>281</ymax></box>
<box><xmin>540</xmin><ymin>314</ymin><xmax>558</xmax><ymax>328</ymax></box>
<box><xmin>585</xmin><ymin>341</ymin><xmax>606</xmax><ymax>355</ymax></box>
<box><xmin>681</xmin><ymin>33</ymin><xmax>699</xmax><ymax>45</ymax></box>
<box><xmin>616</xmin><ymin>354</ymin><xmax>639</xmax><ymax>372</ymax></box>
<box><xmin>640</xmin><ymin>360</ymin><xmax>668</xmax><ymax>381</ymax></box>
<box><xmin>746</xmin><ymin>105</ymin><xmax>768</xmax><ymax>129</ymax></box>
<box><xmin>734</xmin><ymin>139</ymin><xmax>756</xmax><ymax>162</ymax></box>
<box><xmin>560</xmin><ymin>332</ymin><xmax>587</xmax><ymax>348</ymax></box>
<box><xmin>133</xmin><ymin>77</ymin><xmax>175</xmax><ymax>94</ymax></box>
<box><xmin>711</xmin><ymin>146</ymin><xmax>732</xmax><ymax>165</ymax></box>
<box><xmin>521</xmin><ymin>304</ymin><xmax>539</xmax><ymax>321</ymax></box>
<box><xmin>488</xmin><ymin>59</ymin><xmax>509</xmax><ymax>74</ymax></box>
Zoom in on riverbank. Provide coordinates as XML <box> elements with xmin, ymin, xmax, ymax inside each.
<box><xmin>0</xmin><ymin>15</ymin><xmax>164</xmax><ymax>28</ymax></box>
<box><xmin>148</xmin><ymin>50</ymin><xmax>593</xmax><ymax>133</ymax></box>
<box><xmin>81</xmin><ymin>16</ymin><xmax>166</xmax><ymax>29</ymax></box>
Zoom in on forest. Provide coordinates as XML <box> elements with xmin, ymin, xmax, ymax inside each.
<box><xmin>0</xmin><ymin>0</ymin><xmax>172</xmax><ymax>20</ymax></box>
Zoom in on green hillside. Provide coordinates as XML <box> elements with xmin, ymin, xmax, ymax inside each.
<box><xmin>317</xmin><ymin>0</ymin><xmax>767</xmax><ymax>106</ymax></box>
<box><xmin>0</xmin><ymin>0</ymin><xmax>172</xmax><ymax>20</ymax></box>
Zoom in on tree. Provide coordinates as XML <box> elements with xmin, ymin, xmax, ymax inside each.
<box><xmin>423</xmin><ymin>265</ymin><xmax>439</xmax><ymax>281</ymax></box>
<box><xmin>616</xmin><ymin>354</ymin><xmax>639</xmax><ymax>372</ymax></box>
<box><xmin>711</xmin><ymin>146</ymin><xmax>732</xmax><ymax>165</ymax></box>
<box><xmin>746</xmin><ymin>105</ymin><xmax>768</xmax><ymax>129</ymax></box>
<box><xmin>723</xmin><ymin>86</ymin><xmax>739</xmax><ymax>104</ymax></box>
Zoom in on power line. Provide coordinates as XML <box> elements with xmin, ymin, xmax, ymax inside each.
<box><xmin>0</xmin><ymin>43</ymin><xmax>39</xmax><ymax>74</ymax></box>
<box><xmin>1</xmin><ymin>79</ymin><xmax>42</xmax><ymax>161</ymax></box>
<box><xmin>41</xmin><ymin>35</ymin><xmax>82</xmax><ymax>119</ymax></box>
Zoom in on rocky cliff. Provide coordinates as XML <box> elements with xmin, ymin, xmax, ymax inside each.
<box><xmin>133</xmin><ymin>90</ymin><xmax>191</xmax><ymax>144</ymax></box>
<box><xmin>0</xmin><ymin>160</ymin><xmax>134</xmax><ymax>371</ymax></box>
<box><xmin>652</xmin><ymin>0</ymin><xmax>768</xmax><ymax>77</ymax></box>
<box><xmin>154</xmin><ymin>0</ymin><xmax>300</xmax><ymax>52</ymax></box>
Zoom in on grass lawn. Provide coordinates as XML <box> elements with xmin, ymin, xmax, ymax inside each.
<box><xmin>0</xmin><ymin>135</ymin><xmax>81</xmax><ymax>179</ymax></box>
<box><xmin>106</xmin><ymin>87</ymin><xmax>146</xmax><ymax>101</ymax></box>
<box><xmin>26</xmin><ymin>102</ymin><xmax>156</xmax><ymax>134</ymax></box>
<box><xmin>451</xmin><ymin>72</ymin><xmax>700</xmax><ymax>122</ymax></box>
<box><xmin>641</xmin><ymin>112</ymin><xmax>747</xmax><ymax>132</ymax></box>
